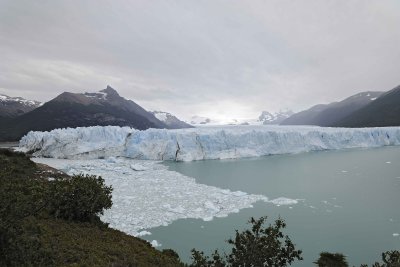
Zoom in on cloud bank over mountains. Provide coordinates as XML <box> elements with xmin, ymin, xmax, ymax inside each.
<box><xmin>1</xmin><ymin>0</ymin><xmax>400</xmax><ymax>120</ymax></box>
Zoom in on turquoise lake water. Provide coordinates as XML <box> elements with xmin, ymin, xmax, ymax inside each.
<box><xmin>143</xmin><ymin>146</ymin><xmax>400</xmax><ymax>266</ymax></box>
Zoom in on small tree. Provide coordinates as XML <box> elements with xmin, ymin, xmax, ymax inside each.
<box><xmin>47</xmin><ymin>174</ymin><xmax>113</xmax><ymax>223</ymax></box>
<box><xmin>360</xmin><ymin>250</ymin><xmax>400</xmax><ymax>267</ymax></box>
<box><xmin>190</xmin><ymin>216</ymin><xmax>302</xmax><ymax>267</ymax></box>
<box><xmin>315</xmin><ymin>252</ymin><xmax>348</xmax><ymax>267</ymax></box>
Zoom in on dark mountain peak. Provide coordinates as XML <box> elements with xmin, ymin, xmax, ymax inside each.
<box><xmin>99</xmin><ymin>86</ymin><xmax>120</xmax><ymax>98</ymax></box>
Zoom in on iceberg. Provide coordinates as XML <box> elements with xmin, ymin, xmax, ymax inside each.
<box><xmin>20</xmin><ymin>125</ymin><xmax>400</xmax><ymax>161</ymax></box>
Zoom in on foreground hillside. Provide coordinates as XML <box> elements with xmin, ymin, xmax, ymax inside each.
<box><xmin>0</xmin><ymin>149</ymin><xmax>183</xmax><ymax>267</ymax></box>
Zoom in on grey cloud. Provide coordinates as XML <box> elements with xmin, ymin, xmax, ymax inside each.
<box><xmin>0</xmin><ymin>0</ymin><xmax>399</xmax><ymax>120</ymax></box>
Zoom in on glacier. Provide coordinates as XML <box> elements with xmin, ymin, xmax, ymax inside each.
<box><xmin>20</xmin><ymin>125</ymin><xmax>400</xmax><ymax>161</ymax></box>
<box><xmin>21</xmin><ymin>124</ymin><xmax>399</xmax><ymax>239</ymax></box>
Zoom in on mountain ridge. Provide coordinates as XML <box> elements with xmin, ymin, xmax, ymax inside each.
<box><xmin>334</xmin><ymin>85</ymin><xmax>400</xmax><ymax>127</ymax></box>
<box><xmin>281</xmin><ymin>91</ymin><xmax>384</xmax><ymax>126</ymax></box>
<box><xmin>0</xmin><ymin>94</ymin><xmax>42</xmax><ymax>119</ymax></box>
<box><xmin>0</xmin><ymin>86</ymin><xmax>173</xmax><ymax>141</ymax></box>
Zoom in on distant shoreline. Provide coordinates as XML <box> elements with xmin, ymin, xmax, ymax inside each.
<box><xmin>0</xmin><ymin>142</ymin><xmax>19</xmax><ymax>148</ymax></box>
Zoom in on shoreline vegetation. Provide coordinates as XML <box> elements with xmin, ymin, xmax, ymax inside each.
<box><xmin>0</xmin><ymin>149</ymin><xmax>184</xmax><ymax>267</ymax></box>
<box><xmin>1</xmin><ymin>148</ymin><xmax>399</xmax><ymax>267</ymax></box>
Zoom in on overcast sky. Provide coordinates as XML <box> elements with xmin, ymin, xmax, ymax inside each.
<box><xmin>1</xmin><ymin>0</ymin><xmax>399</xmax><ymax>121</ymax></box>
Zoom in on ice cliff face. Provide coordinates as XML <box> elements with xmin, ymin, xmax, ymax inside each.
<box><xmin>20</xmin><ymin>125</ymin><xmax>400</xmax><ymax>161</ymax></box>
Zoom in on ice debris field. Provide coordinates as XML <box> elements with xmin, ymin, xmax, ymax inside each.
<box><xmin>32</xmin><ymin>157</ymin><xmax>297</xmax><ymax>237</ymax></box>
<box><xmin>22</xmin><ymin>125</ymin><xmax>400</xmax><ymax>239</ymax></box>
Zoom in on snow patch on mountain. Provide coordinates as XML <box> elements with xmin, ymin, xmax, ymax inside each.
<box><xmin>151</xmin><ymin>111</ymin><xmax>192</xmax><ymax>128</ymax></box>
<box><xmin>258</xmin><ymin>110</ymin><xmax>294</xmax><ymax>125</ymax></box>
<box><xmin>20</xmin><ymin>125</ymin><xmax>400</xmax><ymax>161</ymax></box>
<box><xmin>153</xmin><ymin>111</ymin><xmax>168</xmax><ymax>122</ymax></box>
<box><xmin>83</xmin><ymin>91</ymin><xmax>108</xmax><ymax>100</ymax></box>
<box><xmin>0</xmin><ymin>94</ymin><xmax>41</xmax><ymax>107</ymax></box>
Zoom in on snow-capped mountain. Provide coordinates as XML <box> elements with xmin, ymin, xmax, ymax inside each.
<box><xmin>189</xmin><ymin>116</ymin><xmax>213</xmax><ymax>125</ymax></box>
<box><xmin>151</xmin><ymin>111</ymin><xmax>192</xmax><ymax>128</ymax></box>
<box><xmin>0</xmin><ymin>94</ymin><xmax>41</xmax><ymax>118</ymax></box>
<box><xmin>0</xmin><ymin>86</ymin><xmax>190</xmax><ymax>141</ymax></box>
<box><xmin>258</xmin><ymin>110</ymin><xmax>294</xmax><ymax>125</ymax></box>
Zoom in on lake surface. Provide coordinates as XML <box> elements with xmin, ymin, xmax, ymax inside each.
<box><xmin>143</xmin><ymin>146</ymin><xmax>400</xmax><ymax>266</ymax></box>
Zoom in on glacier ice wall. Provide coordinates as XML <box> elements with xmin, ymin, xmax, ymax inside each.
<box><xmin>19</xmin><ymin>125</ymin><xmax>400</xmax><ymax>161</ymax></box>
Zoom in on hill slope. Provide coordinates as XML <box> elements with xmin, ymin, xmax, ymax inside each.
<box><xmin>0</xmin><ymin>149</ymin><xmax>183</xmax><ymax>266</ymax></box>
<box><xmin>0</xmin><ymin>86</ymin><xmax>169</xmax><ymax>141</ymax></box>
<box><xmin>334</xmin><ymin>85</ymin><xmax>400</xmax><ymax>127</ymax></box>
<box><xmin>281</xmin><ymin>91</ymin><xmax>383</xmax><ymax>126</ymax></box>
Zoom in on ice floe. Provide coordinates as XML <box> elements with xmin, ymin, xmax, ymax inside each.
<box><xmin>32</xmin><ymin>157</ymin><xmax>297</xmax><ymax>236</ymax></box>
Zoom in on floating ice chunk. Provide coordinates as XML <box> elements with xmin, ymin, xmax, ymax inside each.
<box><xmin>269</xmin><ymin>197</ymin><xmax>299</xmax><ymax>205</ymax></box>
<box><xmin>151</xmin><ymin>240</ymin><xmax>162</xmax><ymax>247</ymax></box>
<box><xmin>386</xmin><ymin>161</ymin><xmax>391</xmax><ymax>164</ymax></box>
<box><xmin>204</xmin><ymin>201</ymin><xmax>220</xmax><ymax>212</ymax></box>
<box><xmin>107</xmin><ymin>157</ymin><xmax>117</xmax><ymax>163</ymax></box>
<box><xmin>130</xmin><ymin>164</ymin><xmax>148</xmax><ymax>171</ymax></box>
<box><xmin>232</xmin><ymin>191</ymin><xmax>247</xmax><ymax>197</ymax></box>
<box><xmin>393</xmin><ymin>233</ymin><xmax>399</xmax><ymax>237</ymax></box>
<box><xmin>137</xmin><ymin>231</ymin><xmax>152</xmax><ymax>237</ymax></box>
<box><xmin>341</xmin><ymin>170</ymin><xmax>348</xmax><ymax>173</ymax></box>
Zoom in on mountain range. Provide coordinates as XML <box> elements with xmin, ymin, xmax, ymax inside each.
<box><xmin>0</xmin><ymin>86</ymin><xmax>190</xmax><ymax>141</ymax></box>
<box><xmin>1</xmin><ymin>83</ymin><xmax>400</xmax><ymax>141</ymax></box>
<box><xmin>258</xmin><ymin>110</ymin><xmax>294</xmax><ymax>125</ymax></box>
<box><xmin>0</xmin><ymin>94</ymin><xmax>41</xmax><ymax>121</ymax></box>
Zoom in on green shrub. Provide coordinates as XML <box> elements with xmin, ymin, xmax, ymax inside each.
<box><xmin>315</xmin><ymin>252</ymin><xmax>348</xmax><ymax>267</ymax></box>
<box><xmin>190</xmin><ymin>216</ymin><xmax>303</xmax><ymax>267</ymax></box>
<box><xmin>47</xmin><ymin>174</ymin><xmax>113</xmax><ymax>223</ymax></box>
<box><xmin>360</xmin><ymin>250</ymin><xmax>400</xmax><ymax>267</ymax></box>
